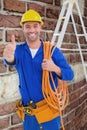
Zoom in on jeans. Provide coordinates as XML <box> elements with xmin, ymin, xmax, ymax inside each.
<box><xmin>23</xmin><ymin>115</ymin><xmax>60</xmax><ymax>130</ymax></box>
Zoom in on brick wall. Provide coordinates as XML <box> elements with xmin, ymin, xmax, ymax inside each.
<box><xmin>0</xmin><ymin>0</ymin><xmax>87</xmax><ymax>130</ymax></box>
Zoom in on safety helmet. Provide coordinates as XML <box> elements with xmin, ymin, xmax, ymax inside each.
<box><xmin>20</xmin><ymin>9</ymin><xmax>43</xmax><ymax>26</ymax></box>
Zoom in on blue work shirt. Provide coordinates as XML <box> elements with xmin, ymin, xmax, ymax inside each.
<box><xmin>4</xmin><ymin>41</ymin><xmax>74</xmax><ymax>106</ymax></box>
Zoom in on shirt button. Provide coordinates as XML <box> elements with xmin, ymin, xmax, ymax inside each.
<box><xmin>40</xmin><ymin>125</ymin><xmax>43</xmax><ymax>130</ymax></box>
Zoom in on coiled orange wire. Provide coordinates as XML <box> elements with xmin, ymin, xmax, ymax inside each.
<box><xmin>42</xmin><ymin>42</ymin><xmax>69</xmax><ymax>130</ymax></box>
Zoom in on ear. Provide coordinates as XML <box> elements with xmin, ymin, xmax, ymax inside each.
<box><xmin>40</xmin><ymin>24</ymin><xmax>43</xmax><ymax>30</ymax></box>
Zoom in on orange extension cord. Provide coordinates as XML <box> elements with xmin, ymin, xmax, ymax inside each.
<box><xmin>42</xmin><ymin>42</ymin><xmax>69</xmax><ymax>130</ymax></box>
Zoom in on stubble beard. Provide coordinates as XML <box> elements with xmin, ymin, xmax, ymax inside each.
<box><xmin>25</xmin><ymin>33</ymin><xmax>39</xmax><ymax>43</ymax></box>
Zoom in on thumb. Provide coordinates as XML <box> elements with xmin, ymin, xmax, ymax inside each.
<box><xmin>11</xmin><ymin>35</ymin><xmax>16</xmax><ymax>46</ymax></box>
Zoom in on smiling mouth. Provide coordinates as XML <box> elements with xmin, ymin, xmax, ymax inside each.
<box><xmin>28</xmin><ymin>32</ymin><xmax>36</xmax><ymax>37</ymax></box>
<box><xmin>30</xmin><ymin>33</ymin><xmax>36</xmax><ymax>36</ymax></box>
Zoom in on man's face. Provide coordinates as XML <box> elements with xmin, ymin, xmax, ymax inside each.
<box><xmin>22</xmin><ymin>22</ymin><xmax>42</xmax><ymax>43</ymax></box>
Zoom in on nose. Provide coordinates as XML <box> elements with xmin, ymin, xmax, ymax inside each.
<box><xmin>30</xmin><ymin>26</ymin><xmax>35</xmax><ymax>33</ymax></box>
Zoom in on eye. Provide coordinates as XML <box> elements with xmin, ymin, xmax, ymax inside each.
<box><xmin>34</xmin><ymin>24</ymin><xmax>38</xmax><ymax>28</ymax></box>
<box><xmin>25</xmin><ymin>25</ymin><xmax>31</xmax><ymax>29</ymax></box>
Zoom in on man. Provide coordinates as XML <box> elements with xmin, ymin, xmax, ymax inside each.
<box><xmin>3</xmin><ymin>9</ymin><xmax>74</xmax><ymax>130</ymax></box>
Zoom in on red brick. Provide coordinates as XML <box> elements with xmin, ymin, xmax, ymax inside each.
<box><xmin>79</xmin><ymin>36</ymin><xmax>85</xmax><ymax>44</ymax></box>
<box><xmin>75</xmin><ymin>79</ymin><xmax>86</xmax><ymax>89</ymax></box>
<box><xmin>72</xmin><ymin>79</ymin><xmax>86</xmax><ymax>91</ymax></box>
<box><xmin>43</xmin><ymin>19</ymin><xmax>57</xmax><ymax>30</ymax></box>
<box><xmin>0</xmin><ymin>0</ymin><xmax>1</xmax><ymax>9</ymax></box>
<box><xmin>83</xmin><ymin>54</ymin><xmax>87</xmax><ymax>61</ymax></box>
<box><xmin>84</xmin><ymin>8</ymin><xmax>87</xmax><ymax>17</ymax></box>
<box><xmin>0</xmin><ymin>117</ymin><xmax>9</xmax><ymax>129</ymax></box>
<box><xmin>70</xmin><ymin>34</ymin><xmax>77</xmax><ymax>43</ymax></box>
<box><xmin>82</xmin><ymin>37</ymin><xmax>86</xmax><ymax>46</ymax></box>
<box><xmin>72</xmin><ymin>82</ymin><xmax>81</xmax><ymax>91</ymax></box>
<box><xmin>46</xmin><ymin>32</ymin><xmax>53</xmax><ymax>41</ymax></box>
<box><xmin>81</xmin><ymin>111</ymin><xmax>86</xmax><ymax>122</ymax></box>
<box><xmin>35</xmin><ymin>0</ymin><xmax>53</xmax><ymax>4</ymax></box>
<box><xmin>27</xmin><ymin>3</ymin><xmax>45</xmax><ymax>17</ymax></box>
<box><xmin>70</xmin><ymin>54</ymin><xmax>77</xmax><ymax>63</ymax></box>
<box><xmin>84</xmin><ymin>107</ymin><xmax>87</xmax><ymax>119</ymax></box>
<box><xmin>76</xmin><ymin>25</ymin><xmax>82</xmax><ymax>34</ymax></box>
<box><xmin>70</xmin><ymin>53</ymin><xmax>81</xmax><ymax>64</ymax></box>
<box><xmin>40</xmin><ymin>31</ymin><xmax>45</xmax><ymax>41</ymax></box>
<box><xmin>0</xmin><ymin>101</ymin><xmax>16</xmax><ymax>116</ymax></box>
<box><xmin>67</xmin><ymin>111</ymin><xmax>75</xmax><ymax>122</ymax></box>
<box><xmin>0</xmin><ymin>14</ymin><xmax>21</xmax><ymax>28</ymax></box>
<box><xmin>80</xmin><ymin>123</ymin><xmax>87</xmax><ymax>130</ymax></box>
<box><xmin>46</xmin><ymin>8</ymin><xmax>59</xmax><ymax>19</ymax></box>
<box><xmin>72</xmin><ymin>113</ymin><xmax>84</xmax><ymax>129</ymax></box>
<box><xmin>64</xmin><ymin>121</ymin><xmax>73</xmax><ymax>130</ymax></box>
<box><xmin>0</xmin><ymin>44</ymin><xmax>5</xmax><ymax>57</ymax></box>
<box><xmin>68</xmin><ymin>84</ymin><xmax>74</xmax><ymax>94</ymax></box>
<box><xmin>81</xmin><ymin>102</ymin><xmax>86</xmax><ymax>111</ymax></box>
<box><xmin>72</xmin><ymin>14</ymin><xmax>79</xmax><ymax>24</ymax></box>
<box><xmin>70</xmin><ymin>99</ymin><xmax>79</xmax><ymax>109</ymax></box>
<box><xmin>85</xmin><ymin>0</ymin><xmax>87</xmax><ymax>7</ymax></box>
<box><xmin>0</xmin><ymin>30</ymin><xmax>3</xmax><ymax>41</ymax></box>
<box><xmin>75</xmin><ymin>116</ymin><xmax>82</xmax><ymax>130</ymax></box>
<box><xmin>76</xmin><ymin>54</ymin><xmax>81</xmax><ymax>62</ymax></box>
<box><xmin>69</xmin><ymin>89</ymin><xmax>81</xmax><ymax>102</ymax></box>
<box><xmin>0</xmin><ymin>59</ymin><xmax>7</xmax><ymax>73</ymax></box>
<box><xmin>72</xmin><ymin>115</ymin><xmax>80</xmax><ymax>126</ymax></box>
<box><xmin>63</xmin><ymin>34</ymin><xmax>70</xmax><ymax>43</ymax></box>
<box><xmin>81</xmin><ymin>85</ymin><xmax>87</xmax><ymax>94</ymax></box>
<box><xmin>66</xmin><ymin>24</ymin><xmax>74</xmax><ymax>33</ymax></box>
<box><xmin>55</xmin><ymin>0</ymin><xmax>60</xmax><ymax>6</ymax></box>
<box><xmin>64</xmin><ymin>124</ymin><xmax>70</xmax><ymax>130</ymax></box>
<box><xmin>65</xmin><ymin>55</ymin><xmax>70</xmax><ymax>63</ymax></box>
<box><xmin>6</xmin><ymin>30</ymin><xmax>25</xmax><ymax>42</ymax></box>
<box><xmin>64</xmin><ymin>104</ymin><xmax>71</xmax><ymax>113</ymax></box>
<box><xmin>11</xmin><ymin>113</ymin><xmax>22</xmax><ymax>125</ymax></box>
<box><xmin>4</xmin><ymin>0</ymin><xmax>25</xmax><ymax>13</ymax></box>
<box><xmin>62</xmin><ymin>116</ymin><xmax>68</xmax><ymax>125</ymax></box>
<box><xmin>75</xmin><ymin>105</ymin><xmax>82</xmax><ymax>116</ymax></box>
<box><xmin>83</xmin><ymin>17</ymin><xmax>87</xmax><ymax>27</ymax></box>
<box><xmin>61</xmin><ymin>44</ymin><xmax>77</xmax><ymax>54</ymax></box>
<box><xmin>78</xmin><ymin>16</ymin><xmax>82</xmax><ymax>25</ymax></box>
<box><xmin>79</xmin><ymin>94</ymin><xmax>87</xmax><ymax>104</ymax></box>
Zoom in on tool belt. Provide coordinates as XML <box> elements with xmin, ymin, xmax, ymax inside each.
<box><xmin>16</xmin><ymin>99</ymin><xmax>60</xmax><ymax>124</ymax></box>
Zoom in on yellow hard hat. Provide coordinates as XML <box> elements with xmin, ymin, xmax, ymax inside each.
<box><xmin>20</xmin><ymin>9</ymin><xmax>43</xmax><ymax>26</ymax></box>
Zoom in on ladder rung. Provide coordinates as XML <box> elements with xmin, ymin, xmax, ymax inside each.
<box><xmin>76</xmin><ymin>34</ymin><xmax>87</xmax><ymax>36</ymax></box>
<box><xmin>54</xmin><ymin>33</ymin><xmax>60</xmax><ymax>36</ymax></box>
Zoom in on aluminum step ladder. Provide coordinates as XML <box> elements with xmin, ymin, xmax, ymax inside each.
<box><xmin>51</xmin><ymin>0</ymin><xmax>87</xmax><ymax>81</ymax></box>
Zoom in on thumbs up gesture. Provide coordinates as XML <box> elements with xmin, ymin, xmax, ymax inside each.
<box><xmin>3</xmin><ymin>35</ymin><xmax>16</xmax><ymax>63</ymax></box>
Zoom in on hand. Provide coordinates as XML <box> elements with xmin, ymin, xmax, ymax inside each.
<box><xmin>3</xmin><ymin>35</ymin><xmax>16</xmax><ymax>63</ymax></box>
<box><xmin>42</xmin><ymin>59</ymin><xmax>62</xmax><ymax>77</ymax></box>
<box><xmin>42</xmin><ymin>59</ymin><xmax>55</xmax><ymax>72</ymax></box>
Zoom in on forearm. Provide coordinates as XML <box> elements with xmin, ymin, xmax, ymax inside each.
<box><xmin>53</xmin><ymin>64</ymin><xmax>62</xmax><ymax>77</ymax></box>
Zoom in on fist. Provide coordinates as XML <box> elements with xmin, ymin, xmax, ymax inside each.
<box><xmin>42</xmin><ymin>59</ymin><xmax>62</xmax><ymax>77</ymax></box>
<box><xmin>3</xmin><ymin>35</ymin><xmax>16</xmax><ymax>63</ymax></box>
<box><xmin>42</xmin><ymin>59</ymin><xmax>56</xmax><ymax>72</ymax></box>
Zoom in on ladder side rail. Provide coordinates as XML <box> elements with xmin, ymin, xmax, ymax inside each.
<box><xmin>75</xmin><ymin>1</ymin><xmax>87</xmax><ymax>41</ymax></box>
<box><xmin>71</xmin><ymin>13</ymin><xmax>87</xmax><ymax>81</ymax></box>
<box><xmin>51</xmin><ymin>3</ymin><xmax>67</xmax><ymax>43</ymax></box>
<box><xmin>57</xmin><ymin>2</ymin><xmax>73</xmax><ymax>48</ymax></box>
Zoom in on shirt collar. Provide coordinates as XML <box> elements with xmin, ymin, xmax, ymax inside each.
<box><xmin>24</xmin><ymin>39</ymin><xmax>43</xmax><ymax>55</ymax></box>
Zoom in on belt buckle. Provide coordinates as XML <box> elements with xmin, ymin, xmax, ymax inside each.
<box><xmin>23</xmin><ymin>107</ymin><xmax>32</xmax><ymax>115</ymax></box>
